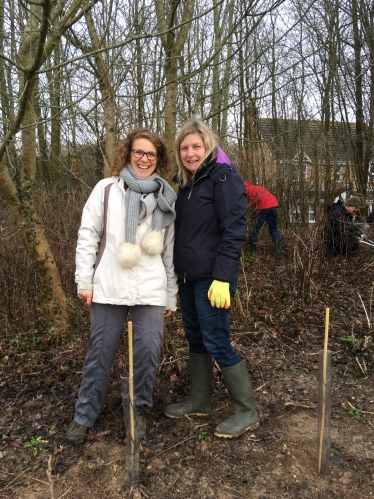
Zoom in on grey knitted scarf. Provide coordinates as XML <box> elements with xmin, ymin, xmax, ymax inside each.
<box><xmin>119</xmin><ymin>165</ymin><xmax>176</xmax><ymax>244</ymax></box>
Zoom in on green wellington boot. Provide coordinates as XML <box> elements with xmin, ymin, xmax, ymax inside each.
<box><xmin>214</xmin><ymin>360</ymin><xmax>260</xmax><ymax>438</ymax></box>
<box><xmin>274</xmin><ymin>240</ymin><xmax>284</xmax><ymax>255</ymax></box>
<box><xmin>165</xmin><ymin>352</ymin><xmax>212</xmax><ymax>418</ymax></box>
<box><xmin>249</xmin><ymin>243</ymin><xmax>257</xmax><ymax>254</ymax></box>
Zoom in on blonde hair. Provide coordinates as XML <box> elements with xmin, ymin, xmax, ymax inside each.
<box><xmin>174</xmin><ymin>119</ymin><xmax>218</xmax><ymax>187</ymax></box>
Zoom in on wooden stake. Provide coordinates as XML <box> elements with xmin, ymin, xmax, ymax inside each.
<box><xmin>128</xmin><ymin>321</ymin><xmax>135</xmax><ymax>455</ymax></box>
<box><xmin>318</xmin><ymin>308</ymin><xmax>329</xmax><ymax>473</ymax></box>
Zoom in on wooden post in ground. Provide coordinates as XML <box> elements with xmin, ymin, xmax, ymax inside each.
<box><xmin>317</xmin><ymin>308</ymin><xmax>332</xmax><ymax>475</ymax></box>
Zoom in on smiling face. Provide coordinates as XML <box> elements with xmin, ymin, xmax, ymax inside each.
<box><xmin>130</xmin><ymin>138</ymin><xmax>158</xmax><ymax>178</ymax></box>
<box><xmin>179</xmin><ymin>133</ymin><xmax>207</xmax><ymax>173</ymax></box>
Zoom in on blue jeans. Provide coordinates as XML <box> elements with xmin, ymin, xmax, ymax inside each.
<box><xmin>179</xmin><ymin>279</ymin><xmax>241</xmax><ymax>368</ymax></box>
<box><xmin>249</xmin><ymin>207</ymin><xmax>281</xmax><ymax>243</ymax></box>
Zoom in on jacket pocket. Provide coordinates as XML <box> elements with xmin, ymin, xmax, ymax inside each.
<box><xmin>204</xmin><ymin>235</ymin><xmax>216</xmax><ymax>254</ymax></box>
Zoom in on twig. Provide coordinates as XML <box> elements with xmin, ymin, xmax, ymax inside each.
<box><xmin>158</xmin><ymin>355</ymin><xmax>189</xmax><ymax>374</ymax></box>
<box><xmin>28</xmin><ymin>477</ymin><xmax>49</xmax><ymax>485</ymax></box>
<box><xmin>46</xmin><ymin>455</ymin><xmax>54</xmax><ymax>499</ymax></box>
<box><xmin>305</xmin><ymin>350</ymin><xmax>342</xmax><ymax>356</ymax></box>
<box><xmin>56</xmin><ymin>487</ymin><xmax>72</xmax><ymax>499</ymax></box>
<box><xmin>356</xmin><ymin>356</ymin><xmax>366</xmax><ymax>375</ymax></box>
<box><xmin>157</xmin><ymin>355</ymin><xmax>165</xmax><ymax>375</ymax></box>
<box><xmin>149</xmin><ymin>436</ymin><xmax>195</xmax><ymax>461</ymax></box>
<box><xmin>193</xmin><ymin>423</ymin><xmax>209</xmax><ymax>430</ymax></box>
<box><xmin>0</xmin><ymin>467</ymin><xmax>32</xmax><ymax>491</ymax></box>
<box><xmin>138</xmin><ymin>484</ymin><xmax>150</xmax><ymax>498</ymax></box>
<box><xmin>344</xmin><ymin>402</ymin><xmax>374</xmax><ymax>415</ymax></box>
<box><xmin>162</xmin><ymin>356</ymin><xmax>188</xmax><ymax>365</ymax></box>
<box><xmin>362</xmin><ymin>358</ymin><xmax>367</xmax><ymax>372</ymax></box>
<box><xmin>211</xmin><ymin>403</ymin><xmax>229</xmax><ymax>412</ymax></box>
<box><xmin>220</xmin><ymin>477</ymin><xmax>248</xmax><ymax>498</ymax></box>
<box><xmin>0</xmin><ymin>227</ymin><xmax>22</xmax><ymax>239</ymax></box>
<box><xmin>184</xmin><ymin>414</ymin><xmax>195</xmax><ymax>426</ymax></box>
<box><xmin>87</xmin><ymin>430</ymin><xmax>110</xmax><ymax>439</ymax></box>
<box><xmin>214</xmin><ymin>359</ymin><xmax>221</xmax><ymax>372</ymax></box>
<box><xmin>224</xmin><ymin>485</ymin><xmax>248</xmax><ymax>498</ymax></box>
<box><xmin>358</xmin><ymin>292</ymin><xmax>372</xmax><ymax>331</ymax></box>
<box><xmin>254</xmin><ymin>381</ymin><xmax>269</xmax><ymax>392</ymax></box>
<box><xmin>363</xmin><ymin>261</ymin><xmax>374</xmax><ymax>271</ymax></box>
<box><xmin>104</xmin><ymin>458</ymin><xmax>122</xmax><ymax>466</ymax></box>
<box><xmin>58</xmin><ymin>349</ymin><xmax>75</xmax><ymax>355</ymax></box>
<box><xmin>369</xmin><ymin>420</ymin><xmax>374</xmax><ymax>428</ymax></box>
<box><xmin>230</xmin><ymin>331</ymin><xmax>261</xmax><ymax>337</ymax></box>
<box><xmin>274</xmin><ymin>337</ymin><xmax>297</xmax><ymax>352</ymax></box>
<box><xmin>284</xmin><ymin>401</ymin><xmax>316</xmax><ymax>409</ymax></box>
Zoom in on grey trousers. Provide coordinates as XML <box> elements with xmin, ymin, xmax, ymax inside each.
<box><xmin>74</xmin><ymin>303</ymin><xmax>164</xmax><ymax>427</ymax></box>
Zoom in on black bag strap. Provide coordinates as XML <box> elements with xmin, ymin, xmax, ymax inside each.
<box><xmin>95</xmin><ymin>183</ymin><xmax>113</xmax><ymax>271</ymax></box>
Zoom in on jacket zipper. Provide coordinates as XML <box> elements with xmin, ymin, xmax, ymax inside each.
<box><xmin>182</xmin><ymin>174</ymin><xmax>208</xmax><ymax>282</ymax></box>
<box><xmin>188</xmin><ymin>174</ymin><xmax>207</xmax><ymax>199</ymax></box>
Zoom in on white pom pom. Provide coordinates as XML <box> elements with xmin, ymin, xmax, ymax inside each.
<box><xmin>140</xmin><ymin>230</ymin><xmax>163</xmax><ymax>256</ymax></box>
<box><xmin>117</xmin><ymin>242</ymin><xmax>141</xmax><ymax>268</ymax></box>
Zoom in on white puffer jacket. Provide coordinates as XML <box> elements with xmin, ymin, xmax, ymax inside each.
<box><xmin>75</xmin><ymin>177</ymin><xmax>178</xmax><ymax>311</ymax></box>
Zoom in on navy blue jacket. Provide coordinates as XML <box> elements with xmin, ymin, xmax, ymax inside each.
<box><xmin>173</xmin><ymin>147</ymin><xmax>247</xmax><ymax>282</ymax></box>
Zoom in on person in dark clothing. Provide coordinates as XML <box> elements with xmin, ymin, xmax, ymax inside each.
<box><xmin>324</xmin><ymin>196</ymin><xmax>362</xmax><ymax>257</ymax></box>
<box><xmin>164</xmin><ymin>118</ymin><xmax>259</xmax><ymax>439</ymax></box>
<box><xmin>365</xmin><ymin>209</ymin><xmax>374</xmax><ymax>230</ymax></box>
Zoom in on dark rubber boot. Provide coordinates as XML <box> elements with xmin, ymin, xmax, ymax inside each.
<box><xmin>165</xmin><ymin>352</ymin><xmax>212</xmax><ymax>418</ymax></box>
<box><xmin>214</xmin><ymin>360</ymin><xmax>260</xmax><ymax>439</ymax></box>
<box><xmin>249</xmin><ymin>243</ymin><xmax>257</xmax><ymax>254</ymax></box>
<box><xmin>274</xmin><ymin>240</ymin><xmax>284</xmax><ymax>254</ymax></box>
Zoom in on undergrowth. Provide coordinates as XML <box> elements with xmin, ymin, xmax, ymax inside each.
<box><xmin>1</xmin><ymin>186</ymin><xmax>374</xmax><ymax>378</ymax></box>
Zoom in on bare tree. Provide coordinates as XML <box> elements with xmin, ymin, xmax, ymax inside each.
<box><xmin>0</xmin><ymin>0</ymin><xmax>101</xmax><ymax>319</ymax></box>
<box><xmin>154</xmin><ymin>0</ymin><xmax>195</xmax><ymax>172</ymax></box>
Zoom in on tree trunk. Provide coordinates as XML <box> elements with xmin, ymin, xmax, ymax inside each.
<box><xmin>0</xmin><ymin>161</ymin><xmax>67</xmax><ymax>316</ymax></box>
<box><xmin>84</xmin><ymin>0</ymin><xmax>117</xmax><ymax>176</ymax></box>
<box><xmin>48</xmin><ymin>42</ymin><xmax>62</xmax><ymax>184</ymax></box>
<box><xmin>154</xmin><ymin>0</ymin><xmax>195</xmax><ymax>181</ymax></box>
<box><xmin>352</xmin><ymin>0</ymin><xmax>365</xmax><ymax>194</ymax></box>
<box><xmin>0</xmin><ymin>0</ymin><xmax>99</xmax><ymax>324</ymax></box>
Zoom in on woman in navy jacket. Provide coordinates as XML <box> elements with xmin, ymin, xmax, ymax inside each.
<box><xmin>165</xmin><ymin>119</ymin><xmax>259</xmax><ymax>438</ymax></box>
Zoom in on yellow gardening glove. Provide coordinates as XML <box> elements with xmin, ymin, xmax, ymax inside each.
<box><xmin>208</xmin><ymin>280</ymin><xmax>230</xmax><ymax>309</ymax></box>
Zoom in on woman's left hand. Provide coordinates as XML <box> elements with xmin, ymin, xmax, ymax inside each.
<box><xmin>164</xmin><ymin>309</ymin><xmax>172</xmax><ymax>318</ymax></box>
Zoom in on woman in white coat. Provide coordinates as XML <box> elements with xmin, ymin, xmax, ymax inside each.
<box><xmin>66</xmin><ymin>129</ymin><xmax>178</xmax><ymax>444</ymax></box>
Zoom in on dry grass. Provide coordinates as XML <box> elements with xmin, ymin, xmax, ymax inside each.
<box><xmin>0</xmin><ymin>187</ymin><xmax>85</xmax><ymax>336</ymax></box>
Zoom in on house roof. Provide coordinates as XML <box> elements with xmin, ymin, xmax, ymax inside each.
<box><xmin>256</xmin><ymin>118</ymin><xmax>357</xmax><ymax>165</ymax></box>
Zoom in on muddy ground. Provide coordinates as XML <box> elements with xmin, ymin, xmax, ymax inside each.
<box><xmin>1</xmin><ymin>238</ymin><xmax>374</xmax><ymax>499</ymax></box>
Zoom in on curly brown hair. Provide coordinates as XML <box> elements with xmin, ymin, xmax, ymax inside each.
<box><xmin>110</xmin><ymin>128</ymin><xmax>170</xmax><ymax>177</ymax></box>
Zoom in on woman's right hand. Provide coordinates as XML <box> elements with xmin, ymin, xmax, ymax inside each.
<box><xmin>78</xmin><ymin>289</ymin><xmax>93</xmax><ymax>307</ymax></box>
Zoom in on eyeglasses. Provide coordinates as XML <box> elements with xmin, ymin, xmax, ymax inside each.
<box><xmin>131</xmin><ymin>149</ymin><xmax>157</xmax><ymax>161</ymax></box>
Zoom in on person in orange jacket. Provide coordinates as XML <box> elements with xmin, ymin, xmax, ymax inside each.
<box><xmin>244</xmin><ymin>182</ymin><xmax>283</xmax><ymax>254</ymax></box>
